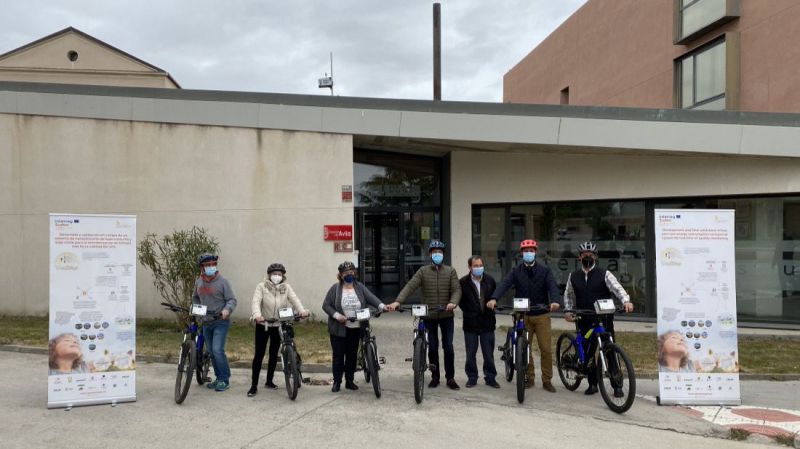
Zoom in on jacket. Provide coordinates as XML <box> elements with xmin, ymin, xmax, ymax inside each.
<box><xmin>395</xmin><ymin>264</ymin><xmax>461</xmax><ymax>319</ymax></box>
<box><xmin>251</xmin><ymin>278</ymin><xmax>307</xmax><ymax>327</ymax></box>
<box><xmin>491</xmin><ymin>262</ymin><xmax>561</xmax><ymax>315</ymax></box>
<box><xmin>459</xmin><ymin>273</ymin><xmax>497</xmax><ymax>332</ymax></box>
<box><xmin>322</xmin><ymin>281</ymin><xmax>385</xmax><ymax>338</ymax></box>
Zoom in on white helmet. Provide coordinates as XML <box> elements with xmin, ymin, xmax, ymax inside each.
<box><xmin>577</xmin><ymin>241</ymin><xmax>598</xmax><ymax>254</ymax></box>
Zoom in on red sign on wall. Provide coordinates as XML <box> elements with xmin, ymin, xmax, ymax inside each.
<box><xmin>324</xmin><ymin>225</ymin><xmax>353</xmax><ymax>241</ymax></box>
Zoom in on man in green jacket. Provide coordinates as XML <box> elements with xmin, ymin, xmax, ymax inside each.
<box><xmin>387</xmin><ymin>240</ymin><xmax>462</xmax><ymax>390</ymax></box>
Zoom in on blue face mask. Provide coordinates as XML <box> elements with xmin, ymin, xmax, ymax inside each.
<box><xmin>522</xmin><ymin>252</ymin><xmax>536</xmax><ymax>264</ymax></box>
<box><xmin>204</xmin><ymin>266</ymin><xmax>217</xmax><ymax>276</ymax></box>
<box><xmin>472</xmin><ymin>267</ymin><xmax>484</xmax><ymax>277</ymax></box>
<box><xmin>431</xmin><ymin>253</ymin><xmax>444</xmax><ymax>265</ymax></box>
<box><xmin>343</xmin><ymin>274</ymin><xmax>355</xmax><ymax>284</ymax></box>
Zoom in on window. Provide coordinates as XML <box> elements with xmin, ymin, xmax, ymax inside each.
<box><xmin>676</xmin><ymin>38</ymin><xmax>726</xmax><ymax>110</ymax></box>
<box><xmin>674</xmin><ymin>0</ymin><xmax>739</xmax><ymax>44</ymax></box>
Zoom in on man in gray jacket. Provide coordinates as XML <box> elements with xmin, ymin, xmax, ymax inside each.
<box><xmin>387</xmin><ymin>240</ymin><xmax>462</xmax><ymax>390</ymax></box>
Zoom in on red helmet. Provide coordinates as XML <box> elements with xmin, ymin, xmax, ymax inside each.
<box><xmin>519</xmin><ymin>239</ymin><xmax>538</xmax><ymax>250</ymax></box>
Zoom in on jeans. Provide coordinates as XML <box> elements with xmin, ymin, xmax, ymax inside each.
<box><xmin>464</xmin><ymin>330</ymin><xmax>497</xmax><ymax>383</ymax></box>
<box><xmin>424</xmin><ymin>316</ymin><xmax>455</xmax><ymax>381</ymax></box>
<box><xmin>203</xmin><ymin>319</ymin><xmax>231</xmax><ymax>382</ymax></box>
<box><xmin>330</xmin><ymin>328</ymin><xmax>361</xmax><ymax>383</ymax></box>
<box><xmin>252</xmin><ymin>325</ymin><xmax>280</xmax><ymax>386</ymax></box>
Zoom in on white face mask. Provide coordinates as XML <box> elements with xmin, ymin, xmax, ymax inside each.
<box><xmin>270</xmin><ymin>275</ymin><xmax>283</xmax><ymax>285</ymax></box>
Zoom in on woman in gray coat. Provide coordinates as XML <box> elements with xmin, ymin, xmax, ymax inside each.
<box><xmin>322</xmin><ymin>261</ymin><xmax>388</xmax><ymax>392</ymax></box>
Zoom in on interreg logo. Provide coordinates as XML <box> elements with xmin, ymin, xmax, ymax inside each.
<box><xmin>54</xmin><ymin>218</ymin><xmax>79</xmax><ymax>227</ymax></box>
<box><xmin>658</xmin><ymin>214</ymin><xmax>681</xmax><ymax>224</ymax></box>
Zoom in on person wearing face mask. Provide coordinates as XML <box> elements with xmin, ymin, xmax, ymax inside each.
<box><xmin>322</xmin><ymin>261</ymin><xmax>388</xmax><ymax>392</ymax></box>
<box><xmin>248</xmin><ymin>262</ymin><xmax>310</xmax><ymax>397</ymax></box>
<box><xmin>192</xmin><ymin>252</ymin><xmax>237</xmax><ymax>392</ymax></box>
<box><xmin>491</xmin><ymin>239</ymin><xmax>561</xmax><ymax>392</ymax></box>
<box><xmin>458</xmin><ymin>255</ymin><xmax>500</xmax><ymax>388</ymax></box>
<box><xmin>563</xmin><ymin>241</ymin><xmax>633</xmax><ymax>396</ymax></box>
<box><xmin>386</xmin><ymin>240</ymin><xmax>462</xmax><ymax>390</ymax></box>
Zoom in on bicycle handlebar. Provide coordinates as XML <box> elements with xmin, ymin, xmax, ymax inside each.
<box><xmin>563</xmin><ymin>307</ymin><xmax>626</xmax><ymax>317</ymax></box>
<box><xmin>160</xmin><ymin>302</ymin><xmax>222</xmax><ymax>320</ymax></box>
<box><xmin>264</xmin><ymin>315</ymin><xmax>306</xmax><ymax>325</ymax></box>
<box><xmin>494</xmin><ymin>303</ymin><xmax>551</xmax><ymax>314</ymax></box>
<box><xmin>345</xmin><ymin>307</ymin><xmax>383</xmax><ymax>322</ymax></box>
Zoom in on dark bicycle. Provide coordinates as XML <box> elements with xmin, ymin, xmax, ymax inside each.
<box><xmin>556</xmin><ymin>300</ymin><xmax>636</xmax><ymax>414</ymax></box>
<box><xmin>496</xmin><ymin>299</ymin><xmax>549</xmax><ymax>404</ymax></box>
<box><xmin>349</xmin><ymin>307</ymin><xmax>386</xmax><ymax>398</ymax></box>
<box><xmin>399</xmin><ymin>304</ymin><xmax>446</xmax><ymax>404</ymax></box>
<box><xmin>161</xmin><ymin>302</ymin><xmax>218</xmax><ymax>404</ymax></box>
<box><xmin>265</xmin><ymin>307</ymin><xmax>306</xmax><ymax>401</ymax></box>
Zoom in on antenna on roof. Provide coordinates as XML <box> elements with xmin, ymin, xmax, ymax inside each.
<box><xmin>318</xmin><ymin>52</ymin><xmax>334</xmax><ymax>96</ymax></box>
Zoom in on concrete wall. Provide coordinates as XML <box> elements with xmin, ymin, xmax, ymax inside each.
<box><xmin>0</xmin><ymin>113</ymin><xmax>353</xmax><ymax>318</ymax></box>
<box><xmin>449</xmin><ymin>149</ymin><xmax>800</xmax><ymax>278</ymax></box>
<box><xmin>503</xmin><ymin>0</ymin><xmax>800</xmax><ymax>113</ymax></box>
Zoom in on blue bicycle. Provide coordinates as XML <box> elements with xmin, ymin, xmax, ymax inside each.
<box><xmin>161</xmin><ymin>302</ymin><xmax>217</xmax><ymax>404</ymax></box>
<box><xmin>496</xmin><ymin>300</ymin><xmax>549</xmax><ymax>403</ymax></box>
<box><xmin>399</xmin><ymin>304</ymin><xmax>446</xmax><ymax>404</ymax></box>
<box><xmin>556</xmin><ymin>303</ymin><xmax>636</xmax><ymax>414</ymax></box>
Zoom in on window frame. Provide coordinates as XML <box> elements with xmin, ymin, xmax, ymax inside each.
<box><xmin>673</xmin><ymin>0</ymin><xmax>740</xmax><ymax>45</ymax></box>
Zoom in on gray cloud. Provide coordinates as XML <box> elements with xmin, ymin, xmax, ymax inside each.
<box><xmin>1</xmin><ymin>0</ymin><xmax>585</xmax><ymax>101</ymax></box>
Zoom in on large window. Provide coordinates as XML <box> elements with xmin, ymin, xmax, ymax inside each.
<box><xmin>676</xmin><ymin>38</ymin><xmax>726</xmax><ymax>110</ymax></box>
<box><xmin>674</xmin><ymin>0</ymin><xmax>739</xmax><ymax>44</ymax></box>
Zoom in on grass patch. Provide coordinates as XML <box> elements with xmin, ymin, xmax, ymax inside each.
<box><xmin>729</xmin><ymin>428</ymin><xmax>751</xmax><ymax>441</ymax></box>
<box><xmin>1</xmin><ymin>316</ymin><xmax>333</xmax><ymax>364</ymax></box>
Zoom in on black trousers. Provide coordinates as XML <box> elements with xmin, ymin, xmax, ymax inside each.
<box><xmin>578</xmin><ymin>317</ymin><xmax>616</xmax><ymax>386</ymax></box>
<box><xmin>424</xmin><ymin>316</ymin><xmax>455</xmax><ymax>381</ymax></box>
<box><xmin>251</xmin><ymin>325</ymin><xmax>281</xmax><ymax>387</ymax></box>
<box><xmin>330</xmin><ymin>327</ymin><xmax>361</xmax><ymax>383</ymax></box>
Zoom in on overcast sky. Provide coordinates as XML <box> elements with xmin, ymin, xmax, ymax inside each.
<box><xmin>1</xmin><ymin>0</ymin><xmax>585</xmax><ymax>102</ymax></box>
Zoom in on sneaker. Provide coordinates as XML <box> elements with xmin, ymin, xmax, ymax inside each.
<box><xmin>215</xmin><ymin>380</ymin><xmax>230</xmax><ymax>392</ymax></box>
<box><xmin>247</xmin><ymin>386</ymin><xmax>257</xmax><ymax>397</ymax></box>
<box><xmin>543</xmin><ymin>382</ymin><xmax>556</xmax><ymax>393</ymax></box>
<box><xmin>331</xmin><ymin>382</ymin><xmax>341</xmax><ymax>393</ymax></box>
<box><xmin>465</xmin><ymin>379</ymin><xmax>477</xmax><ymax>388</ymax></box>
<box><xmin>428</xmin><ymin>379</ymin><xmax>440</xmax><ymax>388</ymax></box>
<box><xmin>345</xmin><ymin>381</ymin><xmax>359</xmax><ymax>391</ymax></box>
<box><xmin>265</xmin><ymin>381</ymin><xmax>278</xmax><ymax>390</ymax></box>
<box><xmin>584</xmin><ymin>385</ymin><xmax>598</xmax><ymax>395</ymax></box>
<box><xmin>486</xmin><ymin>380</ymin><xmax>501</xmax><ymax>389</ymax></box>
<box><xmin>446</xmin><ymin>379</ymin><xmax>460</xmax><ymax>390</ymax></box>
<box><xmin>206</xmin><ymin>379</ymin><xmax>219</xmax><ymax>389</ymax></box>
<box><xmin>614</xmin><ymin>387</ymin><xmax>625</xmax><ymax>398</ymax></box>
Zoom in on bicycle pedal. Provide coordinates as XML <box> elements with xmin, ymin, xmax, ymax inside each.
<box><xmin>379</xmin><ymin>357</ymin><xmax>386</xmax><ymax>365</ymax></box>
<box><xmin>428</xmin><ymin>364</ymin><xmax>437</xmax><ymax>371</ymax></box>
<box><xmin>404</xmin><ymin>358</ymin><xmax>412</xmax><ymax>362</ymax></box>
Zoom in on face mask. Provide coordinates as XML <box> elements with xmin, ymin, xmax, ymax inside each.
<box><xmin>270</xmin><ymin>275</ymin><xmax>283</xmax><ymax>284</ymax></box>
<box><xmin>471</xmin><ymin>267</ymin><xmax>484</xmax><ymax>277</ymax></box>
<box><xmin>522</xmin><ymin>252</ymin><xmax>536</xmax><ymax>264</ymax></box>
<box><xmin>343</xmin><ymin>274</ymin><xmax>355</xmax><ymax>284</ymax></box>
<box><xmin>204</xmin><ymin>266</ymin><xmax>217</xmax><ymax>277</ymax></box>
<box><xmin>431</xmin><ymin>253</ymin><xmax>444</xmax><ymax>265</ymax></box>
<box><xmin>581</xmin><ymin>257</ymin><xmax>595</xmax><ymax>269</ymax></box>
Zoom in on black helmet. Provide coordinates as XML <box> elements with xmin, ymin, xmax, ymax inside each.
<box><xmin>577</xmin><ymin>241</ymin><xmax>598</xmax><ymax>254</ymax></box>
<box><xmin>267</xmin><ymin>263</ymin><xmax>286</xmax><ymax>274</ymax></box>
<box><xmin>338</xmin><ymin>261</ymin><xmax>357</xmax><ymax>273</ymax></box>
<box><xmin>428</xmin><ymin>240</ymin><xmax>446</xmax><ymax>252</ymax></box>
<box><xmin>197</xmin><ymin>252</ymin><xmax>218</xmax><ymax>267</ymax></box>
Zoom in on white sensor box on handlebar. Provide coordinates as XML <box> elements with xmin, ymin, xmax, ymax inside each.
<box><xmin>278</xmin><ymin>307</ymin><xmax>294</xmax><ymax>321</ymax></box>
<box><xmin>191</xmin><ymin>304</ymin><xmax>207</xmax><ymax>316</ymax></box>
<box><xmin>594</xmin><ymin>299</ymin><xmax>616</xmax><ymax>314</ymax></box>
<box><xmin>513</xmin><ymin>298</ymin><xmax>530</xmax><ymax>311</ymax></box>
<box><xmin>412</xmin><ymin>305</ymin><xmax>428</xmax><ymax>317</ymax></box>
<box><xmin>356</xmin><ymin>308</ymin><xmax>371</xmax><ymax>321</ymax></box>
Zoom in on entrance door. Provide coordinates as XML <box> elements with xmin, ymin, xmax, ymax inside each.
<box><xmin>359</xmin><ymin>212</ymin><xmax>402</xmax><ymax>299</ymax></box>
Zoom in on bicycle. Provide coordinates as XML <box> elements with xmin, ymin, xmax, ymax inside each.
<box><xmin>399</xmin><ymin>304</ymin><xmax>446</xmax><ymax>404</ymax></box>
<box><xmin>348</xmin><ymin>307</ymin><xmax>386</xmax><ymax>398</ymax></box>
<box><xmin>556</xmin><ymin>300</ymin><xmax>636</xmax><ymax>414</ymax></box>
<box><xmin>496</xmin><ymin>299</ymin><xmax>549</xmax><ymax>404</ymax></box>
<box><xmin>264</xmin><ymin>307</ymin><xmax>306</xmax><ymax>401</ymax></box>
<box><xmin>161</xmin><ymin>302</ymin><xmax>219</xmax><ymax>404</ymax></box>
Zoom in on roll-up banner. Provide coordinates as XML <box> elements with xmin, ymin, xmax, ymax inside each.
<box><xmin>48</xmin><ymin>214</ymin><xmax>137</xmax><ymax>408</ymax></box>
<box><xmin>655</xmin><ymin>209</ymin><xmax>740</xmax><ymax>406</ymax></box>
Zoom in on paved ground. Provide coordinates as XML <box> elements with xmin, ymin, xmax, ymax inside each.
<box><xmin>3</xmin><ymin>311</ymin><xmax>799</xmax><ymax>449</ymax></box>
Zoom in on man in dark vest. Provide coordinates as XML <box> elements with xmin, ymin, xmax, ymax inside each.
<box><xmin>563</xmin><ymin>241</ymin><xmax>634</xmax><ymax>395</ymax></box>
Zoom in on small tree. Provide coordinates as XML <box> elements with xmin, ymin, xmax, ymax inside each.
<box><xmin>138</xmin><ymin>226</ymin><xmax>219</xmax><ymax>327</ymax></box>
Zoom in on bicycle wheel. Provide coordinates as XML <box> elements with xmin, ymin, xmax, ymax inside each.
<box><xmin>366</xmin><ymin>342</ymin><xmax>381</xmax><ymax>398</ymax></box>
<box><xmin>515</xmin><ymin>335</ymin><xmax>528</xmax><ymax>404</ymax></box>
<box><xmin>360</xmin><ymin>343</ymin><xmax>371</xmax><ymax>383</ymax></box>
<box><xmin>502</xmin><ymin>331</ymin><xmax>514</xmax><ymax>383</ymax></box>
<box><xmin>596</xmin><ymin>343</ymin><xmax>636</xmax><ymax>414</ymax></box>
<box><xmin>283</xmin><ymin>345</ymin><xmax>301</xmax><ymax>401</ymax></box>
<box><xmin>413</xmin><ymin>337</ymin><xmax>426</xmax><ymax>404</ymax></box>
<box><xmin>195</xmin><ymin>349</ymin><xmax>211</xmax><ymax>385</ymax></box>
<box><xmin>174</xmin><ymin>340</ymin><xmax>194</xmax><ymax>404</ymax></box>
<box><xmin>556</xmin><ymin>333</ymin><xmax>583</xmax><ymax>391</ymax></box>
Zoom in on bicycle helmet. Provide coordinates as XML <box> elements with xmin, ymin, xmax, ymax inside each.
<box><xmin>519</xmin><ymin>239</ymin><xmax>538</xmax><ymax>250</ymax></box>
<box><xmin>338</xmin><ymin>261</ymin><xmax>357</xmax><ymax>273</ymax></box>
<box><xmin>577</xmin><ymin>241</ymin><xmax>598</xmax><ymax>254</ymax></box>
<box><xmin>428</xmin><ymin>240</ymin><xmax>446</xmax><ymax>252</ymax></box>
<box><xmin>197</xmin><ymin>252</ymin><xmax>218</xmax><ymax>267</ymax></box>
<box><xmin>267</xmin><ymin>262</ymin><xmax>286</xmax><ymax>274</ymax></box>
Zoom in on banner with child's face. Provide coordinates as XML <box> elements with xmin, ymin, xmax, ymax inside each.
<box><xmin>655</xmin><ymin>209</ymin><xmax>740</xmax><ymax>406</ymax></box>
<box><xmin>48</xmin><ymin>214</ymin><xmax>136</xmax><ymax>408</ymax></box>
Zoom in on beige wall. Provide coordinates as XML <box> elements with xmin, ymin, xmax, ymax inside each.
<box><xmin>449</xmin><ymin>149</ymin><xmax>800</xmax><ymax>276</ymax></box>
<box><xmin>0</xmin><ymin>114</ymin><xmax>353</xmax><ymax>317</ymax></box>
<box><xmin>504</xmin><ymin>0</ymin><xmax>800</xmax><ymax>113</ymax></box>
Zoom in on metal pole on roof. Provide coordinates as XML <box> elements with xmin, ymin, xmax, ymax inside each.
<box><xmin>433</xmin><ymin>2</ymin><xmax>441</xmax><ymax>101</ymax></box>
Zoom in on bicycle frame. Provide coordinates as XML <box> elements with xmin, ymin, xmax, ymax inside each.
<box><xmin>571</xmin><ymin>314</ymin><xmax>615</xmax><ymax>372</ymax></box>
